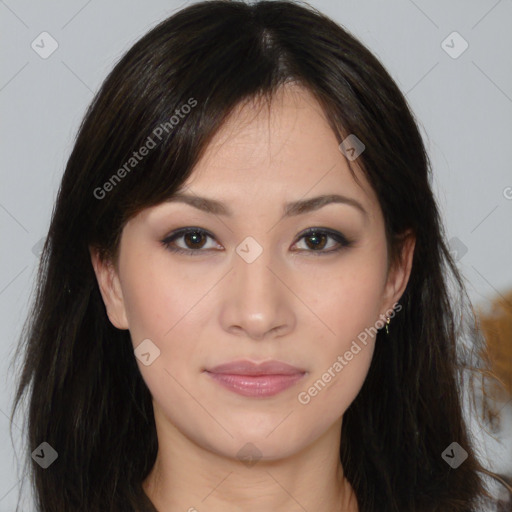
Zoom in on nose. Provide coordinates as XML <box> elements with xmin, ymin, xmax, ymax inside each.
<box><xmin>219</xmin><ymin>243</ymin><xmax>296</xmax><ymax>341</ymax></box>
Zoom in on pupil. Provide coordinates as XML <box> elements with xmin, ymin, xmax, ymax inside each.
<box><xmin>187</xmin><ymin>232</ymin><xmax>204</xmax><ymax>247</ymax></box>
<box><xmin>308</xmin><ymin>233</ymin><xmax>325</xmax><ymax>249</ymax></box>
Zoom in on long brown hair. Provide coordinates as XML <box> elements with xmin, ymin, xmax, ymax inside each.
<box><xmin>9</xmin><ymin>1</ymin><xmax>505</xmax><ymax>510</ymax></box>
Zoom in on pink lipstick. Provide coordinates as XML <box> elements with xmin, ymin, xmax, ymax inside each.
<box><xmin>204</xmin><ymin>360</ymin><xmax>306</xmax><ymax>398</ymax></box>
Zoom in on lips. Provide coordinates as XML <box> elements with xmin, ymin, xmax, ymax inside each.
<box><xmin>205</xmin><ymin>359</ymin><xmax>306</xmax><ymax>376</ymax></box>
<box><xmin>204</xmin><ymin>359</ymin><xmax>307</xmax><ymax>398</ymax></box>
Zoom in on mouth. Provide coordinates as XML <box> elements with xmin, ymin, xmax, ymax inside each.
<box><xmin>203</xmin><ymin>359</ymin><xmax>307</xmax><ymax>398</ymax></box>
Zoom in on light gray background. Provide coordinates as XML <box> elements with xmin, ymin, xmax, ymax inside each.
<box><xmin>1</xmin><ymin>0</ymin><xmax>511</xmax><ymax>510</ymax></box>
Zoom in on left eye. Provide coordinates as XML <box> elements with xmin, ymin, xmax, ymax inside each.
<box><xmin>161</xmin><ymin>227</ymin><xmax>352</xmax><ymax>256</ymax></box>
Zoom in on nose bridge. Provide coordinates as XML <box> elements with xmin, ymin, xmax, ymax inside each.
<box><xmin>234</xmin><ymin>233</ymin><xmax>279</xmax><ymax>306</ymax></box>
<box><xmin>222</xmin><ymin>233</ymin><xmax>293</xmax><ymax>338</ymax></box>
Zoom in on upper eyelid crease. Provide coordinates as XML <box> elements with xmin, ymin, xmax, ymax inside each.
<box><xmin>164</xmin><ymin>193</ymin><xmax>368</xmax><ymax>221</ymax></box>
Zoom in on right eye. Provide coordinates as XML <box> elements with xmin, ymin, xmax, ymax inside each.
<box><xmin>160</xmin><ymin>227</ymin><xmax>221</xmax><ymax>255</ymax></box>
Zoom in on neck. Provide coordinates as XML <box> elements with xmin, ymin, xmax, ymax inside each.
<box><xmin>142</xmin><ymin>407</ymin><xmax>358</xmax><ymax>512</ymax></box>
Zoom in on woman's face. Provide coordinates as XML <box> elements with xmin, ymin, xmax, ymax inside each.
<box><xmin>91</xmin><ymin>84</ymin><xmax>414</xmax><ymax>462</ymax></box>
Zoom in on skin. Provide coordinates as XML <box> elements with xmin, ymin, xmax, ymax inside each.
<box><xmin>91</xmin><ymin>83</ymin><xmax>415</xmax><ymax>512</ymax></box>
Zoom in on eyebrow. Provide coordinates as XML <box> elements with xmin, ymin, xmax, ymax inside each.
<box><xmin>165</xmin><ymin>192</ymin><xmax>368</xmax><ymax>220</ymax></box>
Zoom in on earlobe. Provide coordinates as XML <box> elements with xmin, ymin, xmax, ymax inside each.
<box><xmin>89</xmin><ymin>246</ymin><xmax>129</xmax><ymax>330</ymax></box>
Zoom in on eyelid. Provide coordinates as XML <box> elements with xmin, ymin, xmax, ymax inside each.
<box><xmin>160</xmin><ymin>226</ymin><xmax>354</xmax><ymax>255</ymax></box>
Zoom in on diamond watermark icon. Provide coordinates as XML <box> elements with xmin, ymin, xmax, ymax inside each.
<box><xmin>31</xmin><ymin>32</ymin><xmax>59</xmax><ymax>59</ymax></box>
<box><xmin>236</xmin><ymin>442</ymin><xmax>262</xmax><ymax>468</ymax></box>
<box><xmin>441</xmin><ymin>442</ymin><xmax>468</xmax><ymax>469</ymax></box>
<box><xmin>134</xmin><ymin>338</ymin><xmax>161</xmax><ymax>366</ymax></box>
<box><xmin>31</xmin><ymin>237</ymin><xmax>46</xmax><ymax>257</ymax></box>
<box><xmin>339</xmin><ymin>134</ymin><xmax>365</xmax><ymax>161</ymax></box>
<box><xmin>236</xmin><ymin>236</ymin><xmax>263</xmax><ymax>264</ymax></box>
<box><xmin>32</xmin><ymin>442</ymin><xmax>58</xmax><ymax>469</ymax></box>
<box><xmin>441</xmin><ymin>31</ymin><xmax>468</xmax><ymax>59</ymax></box>
<box><xmin>448</xmin><ymin>237</ymin><xmax>468</xmax><ymax>262</ymax></box>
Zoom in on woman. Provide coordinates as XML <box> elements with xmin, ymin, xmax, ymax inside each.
<box><xmin>9</xmin><ymin>1</ymin><xmax>509</xmax><ymax>510</ymax></box>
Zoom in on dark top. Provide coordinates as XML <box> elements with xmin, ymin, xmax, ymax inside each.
<box><xmin>133</xmin><ymin>483</ymin><xmax>159</xmax><ymax>512</ymax></box>
<box><xmin>131</xmin><ymin>476</ymin><xmax>512</xmax><ymax>512</ymax></box>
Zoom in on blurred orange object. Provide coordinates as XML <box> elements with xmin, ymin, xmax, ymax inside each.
<box><xmin>476</xmin><ymin>288</ymin><xmax>512</xmax><ymax>428</ymax></box>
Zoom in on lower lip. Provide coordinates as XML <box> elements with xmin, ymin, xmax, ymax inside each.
<box><xmin>205</xmin><ymin>371</ymin><xmax>306</xmax><ymax>398</ymax></box>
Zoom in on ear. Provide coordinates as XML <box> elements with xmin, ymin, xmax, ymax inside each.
<box><xmin>89</xmin><ymin>246</ymin><xmax>129</xmax><ymax>330</ymax></box>
<box><xmin>380</xmin><ymin>229</ymin><xmax>416</xmax><ymax>314</ymax></box>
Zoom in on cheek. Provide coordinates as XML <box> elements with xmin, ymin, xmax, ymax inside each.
<box><xmin>292</xmin><ymin>250</ymin><xmax>385</xmax><ymax>414</ymax></box>
<box><xmin>294</xmin><ymin>347</ymin><xmax>374</xmax><ymax>449</ymax></box>
<box><xmin>119</xmin><ymin>250</ymin><xmax>202</xmax><ymax>344</ymax></box>
<box><xmin>302</xmin><ymin>252</ymin><xmax>387</xmax><ymax>349</ymax></box>
<box><xmin>119</xmin><ymin>250</ymin><xmax>211</xmax><ymax>388</ymax></box>
<box><xmin>293</xmin><ymin>308</ymin><xmax>377</xmax><ymax>442</ymax></box>
<box><xmin>119</xmin><ymin>254</ymin><xmax>210</xmax><ymax>431</ymax></box>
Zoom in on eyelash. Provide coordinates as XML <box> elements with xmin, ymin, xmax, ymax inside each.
<box><xmin>160</xmin><ymin>227</ymin><xmax>353</xmax><ymax>256</ymax></box>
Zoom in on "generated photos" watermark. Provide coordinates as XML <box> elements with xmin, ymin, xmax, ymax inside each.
<box><xmin>297</xmin><ymin>302</ymin><xmax>402</xmax><ymax>405</ymax></box>
<box><xmin>93</xmin><ymin>97</ymin><xmax>197</xmax><ymax>200</ymax></box>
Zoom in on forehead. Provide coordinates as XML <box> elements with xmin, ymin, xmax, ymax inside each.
<box><xmin>192</xmin><ymin>85</ymin><xmax>340</xmax><ymax>174</ymax></box>
<box><xmin>155</xmin><ymin>84</ymin><xmax>382</xmax><ymax>232</ymax></box>
<box><xmin>180</xmin><ymin>85</ymin><xmax>377</xmax><ymax>213</ymax></box>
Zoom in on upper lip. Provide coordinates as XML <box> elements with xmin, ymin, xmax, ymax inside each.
<box><xmin>205</xmin><ymin>359</ymin><xmax>306</xmax><ymax>376</ymax></box>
